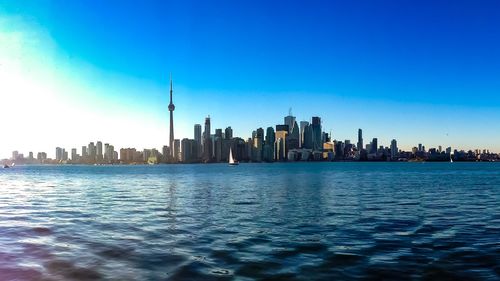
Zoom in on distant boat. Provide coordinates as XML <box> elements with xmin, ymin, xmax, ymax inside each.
<box><xmin>3</xmin><ymin>165</ymin><xmax>10</xmax><ymax>169</ymax></box>
<box><xmin>450</xmin><ymin>156</ymin><xmax>454</xmax><ymax>163</ymax></box>
<box><xmin>229</xmin><ymin>147</ymin><xmax>239</xmax><ymax>166</ymax></box>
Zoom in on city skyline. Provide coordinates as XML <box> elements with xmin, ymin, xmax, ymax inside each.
<box><xmin>1</xmin><ymin>1</ymin><xmax>500</xmax><ymax>158</ymax></box>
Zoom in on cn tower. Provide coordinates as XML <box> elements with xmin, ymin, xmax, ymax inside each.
<box><xmin>168</xmin><ymin>74</ymin><xmax>175</xmax><ymax>159</ymax></box>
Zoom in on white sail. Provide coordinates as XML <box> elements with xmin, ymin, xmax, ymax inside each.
<box><xmin>229</xmin><ymin>148</ymin><xmax>235</xmax><ymax>164</ymax></box>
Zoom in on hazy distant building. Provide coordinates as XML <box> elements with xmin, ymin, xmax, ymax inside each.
<box><xmin>88</xmin><ymin>142</ymin><xmax>96</xmax><ymax>162</ymax></box>
<box><xmin>96</xmin><ymin>141</ymin><xmax>103</xmax><ymax>162</ymax></box>
<box><xmin>71</xmin><ymin>148</ymin><xmax>78</xmax><ymax>161</ymax></box>
<box><xmin>56</xmin><ymin>147</ymin><xmax>63</xmax><ymax>162</ymax></box>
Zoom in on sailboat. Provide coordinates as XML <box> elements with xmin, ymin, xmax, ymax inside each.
<box><xmin>229</xmin><ymin>147</ymin><xmax>239</xmax><ymax>166</ymax></box>
<box><xmin>450</xmin><ymin>155</ymin><xmax>454</xmax><ymax>163</ymax></box>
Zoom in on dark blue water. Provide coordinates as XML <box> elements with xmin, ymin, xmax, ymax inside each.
<box><xmin>0</xmin><ymin>163</ymin><xmax>499</xmax><ymax>280</ymax></box>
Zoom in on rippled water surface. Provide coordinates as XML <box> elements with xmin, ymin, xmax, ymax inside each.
<box><xmin>0</xmin><ymin>163</ymin><xmax>499</xmax><ymax>280</ymax></box>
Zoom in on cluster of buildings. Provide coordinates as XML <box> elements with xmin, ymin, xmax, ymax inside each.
<box><xmin>2</xmin><ymin>77</ymin><xmax>499</xmax><ymax>165</ymax></box>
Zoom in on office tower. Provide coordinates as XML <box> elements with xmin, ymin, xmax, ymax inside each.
<box><xmin>251</xmin><ymin>128</ymin><xmax>264</xmax><ymax>162</ymax></box>
<box><xmin>96</xmin><ymin>141</ymin><xmax>103</xmax><ymax>162</ymax></box>
<box><xmin>301</xmin><ymin>123</ymin><xmax>312</xmax><ymax>149</ymax></box>
<box><xmin>37</xmin><ymin>152</ymin><xmax>47</xmax><ymax>161</ymax></box>
<box><xmin>62</xmin><ymin>149</ymin><xmax>68</xmax><ymax>161</ymax></box>
<box><xmin>370</xmin><ymin>138</ymin><xmax>378</xmax><ymax>154</ymax></box>
<box><xmin>357</xmin><ymin>129</ymin><xmax>363</xmax><ymax>150</ymax></box>
<box><xmin>215</xmin><ymin>128</ymin><xmax>223</xmax><ymax>138</ymax></box>
<box><xmin>418</xmin><ymin>143</ymin><xmax>422</xmax><ymax>152</ymax></box>
<box><xmin>56</xmin><ymin>147</ymin><xmax>63</xmax><ymax>161</ymax></box>
<box><xmin>299</xmin><ymin>121</ymin><xmax>309</xmax><ymax>148</ymax></box>
<box><xmin>109</xmin><ymin>145</ymin><xmax>115</xmax><ymax>162</ymax></box>
<box><xmin>215</xmin><ymin>131</ymin><xmax>223</xmax><ymax>162</ymax></box>
<box><xmin>438</xmin><ymin>146</ymin><xmax>442</xmax><ymax>153</ymax></box>
<box><xmin>446</xmin><ymin>147</ymin><xmax>452</xmax><ymax>154</ymax></box>
<box><xmin>390</xmin><ymin>139</ymin><xmax>398</xmax><ymax>159</ymax></box>
<box><xmin>12</xmin><ymin>151</ymin><xmax>18</xmax><ymax>160</ymax></box>
<box><xmin>71</xmin><ymin>148</ymin><xmax>77</xmax><ymax>161</ymax></box>
<box><xmin>162</xmin><ymin>145</ymin><xmax>170</xmax><ymax>162</ymax></box>
<box><xmin>168</xmin><ymin>74</ymin><xmax>175</xmax><ymax>158</ymax></box>
<box><xmin>263</xmin><ymin>127</ymin><xmax>275</xmax><ymax>162</ymax></box>
<box><xmin>81</xmin><ymin>146</ymin><xmax>87</xmax><ymax>160</ymax></box>
<box><xmin>104</xmin><ymin>143</ymin><xmax>109</xmax><ymax>161</ymax></box>
<box><xmin>194</xmin><ymin>124</ymin><xmax>202</xmax><ymax>158</ymax></box>
<box><xmin>225</xmin><ymin>126</ymin><xmax>233</xmax><ymax>140</ymax></box>
<box><xmin>284</xmin><ymin>110</ymin><xmax>296</xmax><ymax>134</ymax></box>
<box><xmin>88</xmin><ymin>142</ymin><xmax>96</xmax><ymax>162</ymax></box>
<box><xmin>311</xmin><ymin>117</ymin><xmax>322</xmax><ymax>151</ymax></box>
<box><xmin>275</xmin><ymin>125</ymin><xmax>289</xmax><ymax>161</ymax></box>
<box><xmin>174</xmin><ymin>139</ymin><xmax>180</xmax><ymax>162</ymax></box>
<box><xmin>287</xmin><ymin>121</ymin><xmax>300</xmax><ymax>150</ymax></box>
<box><xmin>203</xmin><ymin>116</ymin><xmax>212</xmax><ymax>161</ymax></box>
<box><xmin>181</xmin><ymin>138</ymin><xmax>192</xmax><ymax>163</ymax></box>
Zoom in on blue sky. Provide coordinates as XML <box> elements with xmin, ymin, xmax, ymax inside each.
<box><xmin>0</xmin><ymin>0</ymin><xmax>499</xmax><ymax>157</ymax></box>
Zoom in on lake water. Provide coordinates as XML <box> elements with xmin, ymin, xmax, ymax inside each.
<box><xmin>0</xmin><ymin>163</ymin><xmax>499</xmax><ymax>280</ymax></box>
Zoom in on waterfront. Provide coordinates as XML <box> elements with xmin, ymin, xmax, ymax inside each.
<box><xmin>0</xmin><ymin>163</ymin><xmax>499</xmax><ymax>280</ymax></box>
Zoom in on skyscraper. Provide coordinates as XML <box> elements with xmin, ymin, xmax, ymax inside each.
<box><xmin>97</xmin><ymin>141</ymin><xmax>103</xmax><ymax>162</ymax></box>
<box><xmin>168</xmin><ymin>74</ymin><xmax>175</xmax><ymax>159</ymax></box>
<box><xmin>311</xmin><ymin>117</ymin><xmax>322</xmax><ymax>151</ymax></box>
<box><xmin>299</xmin><ymin>121</ymin><xmax>309</xmax><ymax>148</ymax></box>
<box><xmin>370</xmin><ymin>138</ymin><xmax>378</xmax><ymax>154</ymax></box>
<box><xmin>194</xmin><ymin>124</ymin><xmax>202</xmax><ymax>158</ymax></box>
<box><xmin>225</xmin><ymin>126</ymin><xmax>233</xmax><ymax>140</ymax></box>
<box><xmin>203</xmin><ymin>116</ymin><xmax>212</xmax><ymax>161</ymax></box>
<box><xmin>275</xmin><ymin>125</ymin><xmax>289</xmax><ymax>161</ymax></box>
<box><xmin>390</xmin><ymin>139</ymin><xmax>398</xmax><ymax>159</ymax></box>
<box><xmin>357</xmin><ymin>129</ymin><xmax>363</xmax><ymax>151</ymax></box>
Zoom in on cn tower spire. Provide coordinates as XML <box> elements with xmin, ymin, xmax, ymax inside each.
<box><xmin>168</xmin><ymin>73</ymin><xmax>175</xmax><ymax>160</ymax></box>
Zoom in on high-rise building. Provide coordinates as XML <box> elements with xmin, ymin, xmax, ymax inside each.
<box><xmin>287</xmin><ymin>121</ymin><xmax>300</xmax><ymax>150</ymax></box>
<box><xmin>97</xmin><ymin>141</ymin><xmax>103</xmax><ymax>162</ymax></box>
<box><xmin>194</xmin><ymin>124</ymin><xmax>202</xmax><ymax>158</ymax></box>
<box><xmin>311</xmin><ymin>117</ymin><xmax>322</xmax><ymax>151</ymax></box>
<box><xmin>181</xmin><ymin>138</ymin><xmax>192</xmax><ymax>163</ymax></box>
<box><xmin>203</xmin><ymin>116</ymin><xmax>212</xmax><ymax>161</ymax></box>
<box><xmin>299</xmin><ymin>121</ymin><xmax>309</xmax><ymax>148</ymax></box>
<box><xmin>28</xmin><ymin>152</ymin><xmax>34</xmax><ymax>160</ymax></box>
<box><xmin>71</xmin><ymin>148</ymin><xmax>78</xmax><ymax>161</ymax></box>
<box><xmin>168</xmin><ymin>74</ymin><xmax>175</xmax><ymax>159</ymax></box>
<box><xmin>12</xmin><ymin>151</ymin><xmax>18</xmax><ymax>160</ymax></box>
<box><xmin>275</xmin><ymin>125</ymin><xmax>289</xmax><ymax>161</ymax></box>
<box><xmin>81</xmin><ymin>146</ymin><xmax>87</xmax><ymax>160</ymax></box>
<box><xmin>174</xmin><ymin>139</ymin><xmax>180</xmax><ymax>162</ymax></box>
<box><xmin>56</xmin><ymin>147</ymin><xmax>63</xmax><ymax>161</ymax></box>
<box><xmin>88</xmin><ymin>142</ymin><xmax>96</xmax><ymax>162</ymax></box>
<box><xmin>303</xmin><ymin>124</ymin><xmax>313</xmax><ymax>149</ymax></box>
<box><xmin>390</xmin><ymin>139</ymin><xmax>398</xmax><ymax>159</ymax></box>
<box><xmin>370</xmin><ymin>138</ymin><xmax>378</xmax><ymax>154</ymax></box>
<box><xmin>225</xmin><ymin>126</ymin><xmax>233</xmax><ymax>140</ymax></box>
<box><xmin>284</xmin><ymin>111</ymin><xmax>296</xmax><ymax>134</ymax></box>
<box><xmin>357</xmin><ymin>129</ymin><xmax>363</xmax><ymax>151</ymax></box>
<box><xmin>418</xmin><ymin>143</ymin><xmax>422</xmax><ymax>152</ymax></box>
